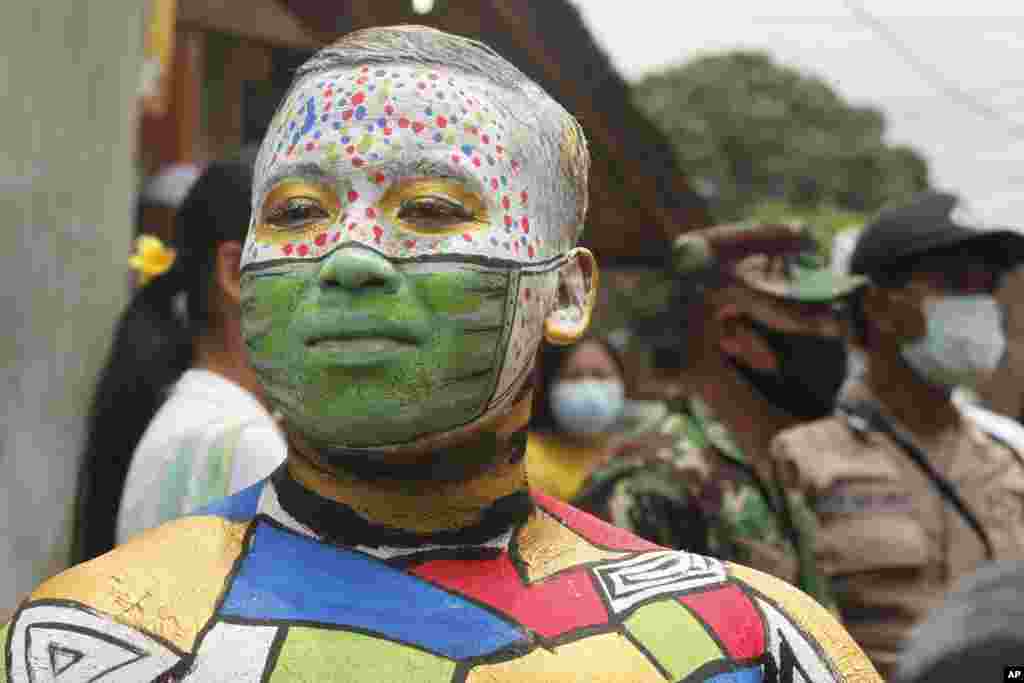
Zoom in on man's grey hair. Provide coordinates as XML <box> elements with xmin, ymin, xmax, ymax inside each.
<box><xmin>264</xmin><ymin>25</ymin><xmax>589</xmax><ymax>245</ymax></box>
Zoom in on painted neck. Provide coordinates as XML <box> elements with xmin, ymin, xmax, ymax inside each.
<box><xmin>280</xmin><ymin>395</ymin><xmax>534</xmax><ymax>544</ymax></box>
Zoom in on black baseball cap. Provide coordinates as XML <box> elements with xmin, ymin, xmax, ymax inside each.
<box><xmin>850</xmin><ymin>191</ymin><xmax>1024</xmax><ymax>281</ymax></box>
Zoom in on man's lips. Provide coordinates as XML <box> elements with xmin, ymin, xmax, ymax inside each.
<box><xmin>306</xmin><ymin>337</ymin><xmax>417</xmax><ymax>353</ymax></box>
<box><xmin>302</xmin><ymin>316</ymin><xmax>425</xmax><ymax>351</ymax></box>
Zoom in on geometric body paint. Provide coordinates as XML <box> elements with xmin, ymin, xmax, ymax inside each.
<box><xmin>218</xmin><ymin>520</ymin><xmax>526</xmax><ymax>659</ymax></box>
<box><xmin>593</xmin><ymin>550</ymin><xmax>728</xmax><ymax>614</ymax></box>
<box><xmin>5</xmin><ymin>602</ymin><xmax>181</xmax><ymax>683</ymax></box>
<box><xmin>5</xmin><ymin>483</ymin><xmax>871</xmax><ymax>682</ymax></box>
<box><xmin>410</xmin><ymin>555</ymin><xmax>607</xmax><ymax>640</ymax></box>
<box><xmin>182</xmin><ymin>622</ymin><xmax>279</xmax><ymax>682</ymax></box>
<box><xmin>680</xmin><ymin>583</ymin><xmax>766</xmax><ymax>661</ymax></box>
<box><xmin>624</xmin><ymin>598</ymin><xmax>724</xmax><ymax>681</ymax></box>
<box><xmin>756</xmin><ymin>597</ymin><xmax>839</xmax><ymax>683</ymax></box>
<box><xmin>269</xmin><ymin>626</ymin><xmax>457</xmax><ymax>682</ymax></box>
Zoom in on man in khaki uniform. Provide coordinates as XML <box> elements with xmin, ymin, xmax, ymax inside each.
<box><xmin>772</xmin><ymin>191</ymin><xmax>1024</xmax><ymax>678</ymax></box>
<box><xmin>576</xmin><ymin>222</ymin><xmax>866</xmax><ymax>611</ymax></box>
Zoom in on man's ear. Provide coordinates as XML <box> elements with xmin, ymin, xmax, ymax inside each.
<box><xmin>215</xmin><ymin>241</ymin><xmax>244</xmax><ymax>308</ymax></box>
<box><xmin>544</xmin><ymin>247</ymin><xmax>599</xmax><ymax>346</ymax></box>
<box><xmin>715</xmin><ymin>302</ymin><xmax>778</xmax><ymax>371</ymax></box>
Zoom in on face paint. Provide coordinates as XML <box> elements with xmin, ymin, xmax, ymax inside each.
<box><xmin>241</xmin><ymin>65</ymin><xmax>579</xmax><ymax>451</ymax></box>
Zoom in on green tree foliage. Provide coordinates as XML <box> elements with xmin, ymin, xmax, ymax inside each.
<box><xmin>634</xmin><ymin>51</ymin><xmax>930</xmax><ymax>222</ymax></box>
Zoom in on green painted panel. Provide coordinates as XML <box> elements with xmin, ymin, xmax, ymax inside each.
<box><xmin>624</xmin><ymin>598</ymin><xmax>723</xmax><ymax>680</ymax></box>
<box><xmin>269</xmin><ymin>627</ymin><xmax>456</xmax><ymax>682</ymax></box>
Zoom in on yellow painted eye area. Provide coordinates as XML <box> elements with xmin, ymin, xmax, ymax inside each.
<box><xmin>255</xmin><ymin>181</ymin><xmax>342</xmax><ymax>244</ymax></box>
<box><xmin>398</xmin><ymin>195</ymin><xmax>476</xmax><ymax>228</ymax></box>
<box><xmin>266</xmin><ymin>197</ymin><xmax>330</xmax><ymax>230</ymax></box>
<box><xmin>380</xmin><ymin>178</ymin><xmax>488</xmax><ymax>235</ymax></box>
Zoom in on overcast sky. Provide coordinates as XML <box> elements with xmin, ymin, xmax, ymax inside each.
<box><xmin>572</xmin><ymin>0</ymin><xmax>1024</xmax><ymax>228</ymax></box>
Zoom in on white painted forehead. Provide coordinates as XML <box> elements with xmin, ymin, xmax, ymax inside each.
<box><xmin>253</xmin><ymin>64</ymin><xmax>538</xmax><ymax>185</ymax></box>
<box><xmin>243</xmin><ymin>62</ymin><xmax>580</xmax><ymax>266</ymax></box>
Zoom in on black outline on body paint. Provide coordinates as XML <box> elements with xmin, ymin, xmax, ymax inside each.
<box><xmin>619</xmin><ymin>625</ymin><xmax>674</xmax><ymax>682</ymax></box>
<box><xmin>87</xmin><ymin>497</ymin><xmax>784</xmax><ymax>682</ymax></box>
<box><xmin>482</xmin><ymin>266</ymin><xmax>518</xmax><ymax>409</ymax></box>
<box><xmin>240</xmin><ymin>244</ymin><xmax>568</xmax><ymax>275</ymax></box>
<box><xmin>734</xmin><ymin>576</ymin><xmax>840</xmax><ymax>683</ymax></box>
<box><xmin>258</xmin><ymin>625</ymin><xmax>288</xmax><ymax>683</ymax></box>
<box><xmin>6</xmin><ymin>599</ymin><xmax>188</xmax><ymax>683</ymax></box>
<box><xmin>24</xmin><ymin>621</ymin><xmax>147</xmax><ymax>681</ymax></box>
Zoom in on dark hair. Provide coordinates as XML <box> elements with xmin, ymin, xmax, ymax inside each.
<box><xmin>72</xmin><ymin>151</ymin><xmax>256</xmax><ymax>562</ymax></box>
<box><xmin>529</xmin><ymin>336</ymin><xmax>627</xmax><ymax>434</ymax></box>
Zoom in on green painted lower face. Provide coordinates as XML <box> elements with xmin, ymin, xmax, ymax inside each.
<box><xmin>241</xmin><ymin>256</ymin><xmax>511</xmax><ymax>447</ymax></box>
<box><xmin>269</xmin><ymin>626</ymin><xmax>456</xmax><ymax>682</ymax></box>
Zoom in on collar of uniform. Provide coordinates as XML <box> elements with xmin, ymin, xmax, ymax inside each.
<box><xmin>684</xmin><ymin>395</ymin><xmax>749</xmax><ymax>465</ymax></box>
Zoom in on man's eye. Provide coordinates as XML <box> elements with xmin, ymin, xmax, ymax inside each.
<box><xmin>398</xmin><ymin>196</ymin><xmax>475</xmax><ymax>227</ymax></box>
<box><xmin>266</xmin><ymin>197</ymin><xmax>330</xmax><ymax>229</ymax></box>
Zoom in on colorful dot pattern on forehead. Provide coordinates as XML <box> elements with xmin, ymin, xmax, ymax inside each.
<box><xmin>244</xmin><ymin>65</ymin><xmax>566</xmax><ymax>270</ymax></box>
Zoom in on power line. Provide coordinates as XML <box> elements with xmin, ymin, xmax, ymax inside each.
<box><xmin>840</xmin><ymin>0</ymin><xmax>1024</xmax><ymax>140</ymax></box>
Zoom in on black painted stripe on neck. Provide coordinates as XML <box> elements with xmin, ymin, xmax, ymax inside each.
<box><xmin>271</xmin><ymin>465</ymin><xmax>534</xmax><ymax>549</ymax></box>
<box><xmin>317</xmin><ymin>429</ymin><xmax>529</xmax><ymax>483</ymax></box>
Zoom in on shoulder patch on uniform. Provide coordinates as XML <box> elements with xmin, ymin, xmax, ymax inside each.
<box><xmin>6</xmin><ymin>601</ymin><xmax>183</xmax><ymax>683</ymax></box>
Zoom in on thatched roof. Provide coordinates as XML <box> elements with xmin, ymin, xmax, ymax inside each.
<box><xmin>271</xmin><ymin>0</ymin><xmax>710</xmax><ymax>263</ymax></box>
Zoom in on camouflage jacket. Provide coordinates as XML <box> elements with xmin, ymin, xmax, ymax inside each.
<box><xmin>574</xmin><ymin>396</ymin><xmax>835</xmax><ymax>611</ymax></box>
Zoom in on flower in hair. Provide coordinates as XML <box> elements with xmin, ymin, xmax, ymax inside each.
<box><xmin>129</xmin><ymin>234</ymin><xmax>176</xmax><ymax>286</ymax></box>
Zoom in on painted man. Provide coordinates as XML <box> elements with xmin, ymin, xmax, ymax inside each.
<box><xmin>2</xmin><ymin>27</ymin><xmax>879</xmax><ymax>682</ymax></box>
<box><xmin>772</xmin><ymin>191</ymin><xmax>1024</xmax><ymax>678</ymax></box>
<box><xmin>576</xmin><ymin>223</ymin><xmax>864</xmax><ymax>612</ymax></box>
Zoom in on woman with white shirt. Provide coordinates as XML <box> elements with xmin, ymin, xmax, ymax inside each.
<box><xmin>73</xmin><ymin>151</ymin><xmax>286</xmax><ymax>562</ymax></box>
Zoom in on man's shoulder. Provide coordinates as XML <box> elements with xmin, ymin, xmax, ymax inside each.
<box><xmin>773</xmin><ymin>413</ymin><xmax>855</xmax><ymax>452</ymax></box>
<box><xmin>957</xmin><ymin>397</ymin><xmax>1024</xmax><ymax>455</ymax></box>
<box><xmin>24</xmin><ymin>514</ymin><xmax>249</xmax><ymax>652</ymax></box>
<box><xmin>771</xmin><ymin>414</ymin><xmax>903</xmax><ymax>493</ymax></box>
<box><xmin>724</xmin><ymin>562</ymin><xmax>881</xmax><ymax>682</ymax></box>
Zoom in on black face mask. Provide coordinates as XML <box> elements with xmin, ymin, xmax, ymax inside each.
<box><xmin>726</xmin><ymin>316</ymin><xmax>849</xmax><ymax>421</ymax></box>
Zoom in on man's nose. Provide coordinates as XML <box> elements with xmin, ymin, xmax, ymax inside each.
<box><xmin>318</xmin><ymin>246</ymin><xmax>402</xmax><ymax>294</ymax></box>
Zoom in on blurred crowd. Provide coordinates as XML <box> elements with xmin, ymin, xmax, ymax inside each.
<box><xmin>70</xmin><ymin>154</ymin><xmax>1024</xmax><ymax>680</ymax></box>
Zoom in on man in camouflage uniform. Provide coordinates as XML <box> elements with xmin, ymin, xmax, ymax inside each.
<box><xmin>575</xmin><ymin>222</ymin><xmax>866</xmax><ymax>610</ymax></box>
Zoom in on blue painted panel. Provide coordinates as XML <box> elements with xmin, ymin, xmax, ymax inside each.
<box><xmin>219</xmin><ymin>521</ymin><xmax>526</xmax><ymax>660</ymax></box>
<box><xmin>705</xmin><ymin>666</ymin><xmax>763</xmax><ymax>682</ymax></box>
<box><xmin>192</xmin><ymin>479</ymin><xmax>264</xmax><ymax>521</ymax></box>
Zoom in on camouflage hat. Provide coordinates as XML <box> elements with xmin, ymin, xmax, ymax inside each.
<box><xmin>672</xmin><ymin>222</ymin><xmax>867</xmax><ymax>303</ymax></box>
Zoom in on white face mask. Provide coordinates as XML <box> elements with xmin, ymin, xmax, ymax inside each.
<box><xmin>549</xmin><ymin>379</ymin><xmax>626</xmax><ymax>436</ymax></box>
<box><xmin>900</xmin><ymin>294</ymin><xmax>1007</xmax><ymax>390</ymax></box>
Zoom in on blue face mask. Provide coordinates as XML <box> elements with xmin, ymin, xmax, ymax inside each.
<box><xmin>549</xmin><ymin>379</ymin><xmax>626</xmax><ymax>436</ymax></box>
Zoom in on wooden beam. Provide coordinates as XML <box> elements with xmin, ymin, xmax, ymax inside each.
<box><xmin>178</xmin><ymin>0</ymin><xmax>323</xmax><ymax>49</ymax></box>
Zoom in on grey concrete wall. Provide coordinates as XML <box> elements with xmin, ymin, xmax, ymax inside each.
<box><xmin>1</xmin><ymin>3</ymin><xmax>145</xmax><ymax>615</ymax></box>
